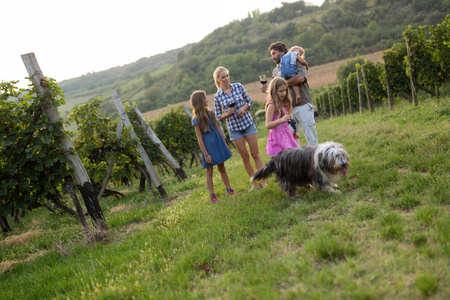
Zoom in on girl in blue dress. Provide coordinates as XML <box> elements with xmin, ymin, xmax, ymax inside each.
<box><xmin>191</xmin><ymin>90</ymin><xmax>236</xmax><ymax>203</ymax></box>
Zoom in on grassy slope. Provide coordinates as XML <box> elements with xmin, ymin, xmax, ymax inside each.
<box><xmin>1</xmin><ymin>92</ymin><xmax>449</xmax><ymax>299</ymax></box>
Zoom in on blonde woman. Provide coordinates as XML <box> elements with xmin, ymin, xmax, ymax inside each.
<box><xmin>213</xmin><ymin>66</ymin><xmax>267</xmax><ymax>191</ymax></box>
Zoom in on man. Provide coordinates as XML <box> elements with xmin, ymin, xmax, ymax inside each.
<box><xmin>262</xmin><ymin>41</ymin><xmax>318</xmax><ymax>145</ymax></box>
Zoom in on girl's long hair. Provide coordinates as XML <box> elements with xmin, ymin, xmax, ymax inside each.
<box><xmin>267</xmin><ymin>77</ymin><xmax>292</xmax><ymax>116</ymax></box>
<box><xmin>190</xmin><ymin>90</ymin><xmax>218</xmax><ymax>133</ymax></box>
<box><xmin>213</xmin><ymin>66</ymin><xmax>228</xmax><ymax>91</ymax></box>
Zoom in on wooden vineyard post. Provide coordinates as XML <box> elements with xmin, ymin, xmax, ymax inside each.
<box><xmin>97</xmin><ymin>118</ymin><xmax>154</xmax><ymax>197</ymax></box>
<box><xmin>182</xmin><ymin>104</ymin><xmax>192</xmax><ymax>119</ymax></box>
<box><xmin>356</xmin><ymin>67</ymin><xmax>363</xmax><ymax>114</ymax></box>
<box><xmin>65</xmin><ymin>176</ymin><xmax>90</xmax><ymax>234</ymax></box>
<box><xmin>321</xmin><ymin>94</ymin><xmax>326</xmax><ymax>119</ymax></box>
<box><xmin>111</xmin><ymin>91</ymin><xmax>167</xmax><ymax>198</ymax></box>
<box><xmin>361</xmin><ymin>66</ymin><xmax>375</xmax><ymax>112</ymax></box>
<box><xmin>322</xmin><ymin>94</ymin><xmax>326</xmax><ymax>118</ymax></box>
<box><xmin>327</xmin><ymin>91</ymin><xmax>333</xmax><ymax>118</ymax></box>
<box><xmin>405</xmin><ymin>38</ymin><xmax>418</xmax><ymax>106</ymax></box>
<box><xmin>347</xmin><ymin>77</ymin><xmax>353</xmax><ymax>114</ymax></box>
<box><xmin>340</xmin><ymin>84</ymin><xmax>346</xmax><ymax>116</ymax></box>
<box><xmin>133</xmin><ymin>106</ymin><xmax>187</xmax><ymax>180</ymax></box>
<box><xmin>329</xmin><ymin>87</ymin><xmax>337</xmax><ymax>117</ymax></box>
<box><xmin>96</xmin><ymin>119</ymin><xmax>125</xmax><ymax>200</ymax></box>
<box><xmin>21</xmin><ymin>53</ymin><xmax>108</xmax><ymax>231</ymax></box>
<box><xmin>383</xmin><ymin>63</ymin><xmax>394</xmax><ymax>111</ymax></box>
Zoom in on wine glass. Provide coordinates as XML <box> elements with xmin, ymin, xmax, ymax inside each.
<box><xmin>259</xmin><ymin>74</ymin><xmax>269</xmax><ymax>93</ymax></box>
<box><xmin>259</xmin><ymin>74</ymin><xmax>267</xmax><ymax>85</ymax></box>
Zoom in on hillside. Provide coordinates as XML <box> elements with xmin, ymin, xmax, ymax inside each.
<box><xmin>57</xmin><ymin>1</ymin><xmax>448</xmax><ymax>117</ymax></box>
<box><xmin>142</xmin><ymin>50</ymin><xmax>383</xmax><ymax>120</ymax></box>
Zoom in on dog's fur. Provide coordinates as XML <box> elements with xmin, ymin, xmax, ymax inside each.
<box><xmin>250</xmin><ymin>142</ymin><xmax>350</xmax><ymax>197</ymax></box>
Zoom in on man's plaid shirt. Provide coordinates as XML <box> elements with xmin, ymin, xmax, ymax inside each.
<box><xmin>214</xmin><ymin>83</ymin><xmax>254</xmax><ymax>132</ymax></box>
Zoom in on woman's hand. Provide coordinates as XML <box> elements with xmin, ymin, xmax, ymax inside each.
<box><xmin>237</xmin><ymin>104</ymin><xmax>248</xmax><ymax>117</ymax></box>
<box><xmin>205</xmin><ymin>154</ymin><xmax>213</xmax><ymax>164</ymax></box>
<box><xmin>226</xmin><ymin>107</ymin><xmax>236</xmax><ymax>117</ymax></box>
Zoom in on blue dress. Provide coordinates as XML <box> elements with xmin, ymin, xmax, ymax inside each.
<box><xmin>278</xmin><ymin>51</ymin><xmax>299</xmax><ymax>79</ymax></box>
<box><xmin>192</xmin><ymin>112</ymin><xmax>232</xmax><ymax>168</ymax></box>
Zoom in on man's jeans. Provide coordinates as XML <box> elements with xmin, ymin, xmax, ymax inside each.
<box><xmin>292</xmin><ymin>103</ymin><xmax>318</xmax><ymax>145</ymax></box>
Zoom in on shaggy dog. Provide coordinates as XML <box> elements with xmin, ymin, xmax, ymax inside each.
<box><xmin>250</xmin><ymin>142</ymin><xmax>350</xmax><ymax>197</ymax></box>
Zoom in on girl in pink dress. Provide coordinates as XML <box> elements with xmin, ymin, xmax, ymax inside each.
<box><xmin>265</xmin><ymin>77</ymin><xmax>299</xmax><ymax>156</ymax></box>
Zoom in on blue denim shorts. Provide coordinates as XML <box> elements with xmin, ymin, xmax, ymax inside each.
<box><xmin>228</xmin><ymin>122</ymin><xmax>258</xmax><ymax>141</ymax></box>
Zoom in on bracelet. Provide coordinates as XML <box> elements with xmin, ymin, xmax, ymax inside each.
<box><xmin>205</xmin><ymin>154</ymin><xmax>210</xmax><ymax>157</ymax></box>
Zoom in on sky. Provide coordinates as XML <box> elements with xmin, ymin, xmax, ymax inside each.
<box><xmin>1</xmin><ymin>0</ymin><xmax>324</xmax><ymax>87</ymax></box>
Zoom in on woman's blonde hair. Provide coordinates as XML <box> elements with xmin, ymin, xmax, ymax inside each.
<box><xmin>190</xmin><ymin>90</ymin><xmax>218</xmax><ymax>133</ymax></box>
<box><xmin>213</xmin><ymin>66</ymin><xmax>229</xmax><ymax>91</ymax></box>
<box><xmin>290</xmin><ymin>45</ymin><xmax>305</xmax><ymax>59</ymax></box>
<box><xmin>267</xmin><ymin>77</ymin><xmax>292</xmax><ymax>116</ymax></box>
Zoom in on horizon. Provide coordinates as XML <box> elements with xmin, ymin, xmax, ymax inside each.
<box><xmin>1</xmin><ymin>0</ymin><xmax>324</xmax><ymax>88</ymax></box>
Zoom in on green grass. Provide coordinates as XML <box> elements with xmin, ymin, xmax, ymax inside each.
<box><xmin>1</xmin><ymin>93</ymin><xmax>449</xmax><ymax>299</ymax></box>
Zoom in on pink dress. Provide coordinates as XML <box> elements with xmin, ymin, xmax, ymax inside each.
<box><xmin>265</xmin><ymin>101</ymin><xmax>299</xmax><ymax>156</ymax></box>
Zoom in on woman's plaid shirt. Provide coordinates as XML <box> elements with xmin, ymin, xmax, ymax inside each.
<box><xmin>214</xmin><ymin>83</ymin><xmax>254</xmax><ymax>131</ymax></box>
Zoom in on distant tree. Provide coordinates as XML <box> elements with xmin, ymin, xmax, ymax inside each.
<box><xmin>322</xmin><ymin>7</ymin><xmax>342</xmax><ymax>25</ymax></box>
<box><xmin>296</xmin><ymin>23</ymin><xmax>326</xmax><ymax>48</ymax></box>
<box><xmin>143</xmin><ymin>86</ymin><xmax>163</xmax><ymax>108</ymax></box>
<box><xmin>412</xmin><ymin>0</ymin><xmax>443</xmax><ymax>12</ymax></box>
<box><xmin>142</xmin><ymin>73</ymin><xmax>155</xmax><ymax>87</ymax></box>
<box><xmin>364</xmin><ymin>21</ymin><xmax>383</xmax><ymax>46</ymax></box>
<box><xmin>341</xmin><ymin>0</ymin><xmax>368</xmax><ymax>13</ymax></box>
<box><xmin>281</xmin><ymin>22</ymin><xmax>298</xmax><ymax>39</ymax></box>
<box><xmin>316</xmin><ymin>32</ymin><xmax>341</xmax><ymax>61</ymax></box>
<box><xmin>177</xmin><ymin>50</ymin><xmax>185</xmax><ymax>62</ymax></box>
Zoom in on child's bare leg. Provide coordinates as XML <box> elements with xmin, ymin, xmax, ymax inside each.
<box><xmin>205</xmin><ymin>167</ymin><xmax>214</xmax><ymax>195</ymax></box>
<box><xmin>217</xmin><ymin>163</ymin><xmax>231</xmax><ymax>189</ymax></box>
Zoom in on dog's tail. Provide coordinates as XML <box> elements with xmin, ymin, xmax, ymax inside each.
<box><xmin>250</xmin><ymin>159</ymin><xmax>276</xmax><ymax>182</ymax></box>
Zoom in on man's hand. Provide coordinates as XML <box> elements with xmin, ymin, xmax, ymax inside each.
<box><xmin>260</xmin><ymin>83</ymin><xmax>268</xmax><ymax>93</ymax></box>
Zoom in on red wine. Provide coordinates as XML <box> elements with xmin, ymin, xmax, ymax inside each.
<box><xmin>260</xmin><ymin>80</ymin><xmax>267</xmax><ymax>85</ymax></box>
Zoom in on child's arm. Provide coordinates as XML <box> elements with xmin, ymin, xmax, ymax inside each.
<box><xmin>287</xmin><ymin>74</ymin><xmax>306</xmax><ymax>86</ymax></box>
<box><xmin>194</xmin><ymin>125</ymin><xmax>213</xmax><ymax>164</ymax></box>
<box><xmin>297</xmin><ymin>54</ymin><xmax>309</xmax><ymax>70</ymax></box>
<box><xmin>265</xmin><ymin>103</ymin><xmax>290</xmax><ymax>130</ymax></box>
